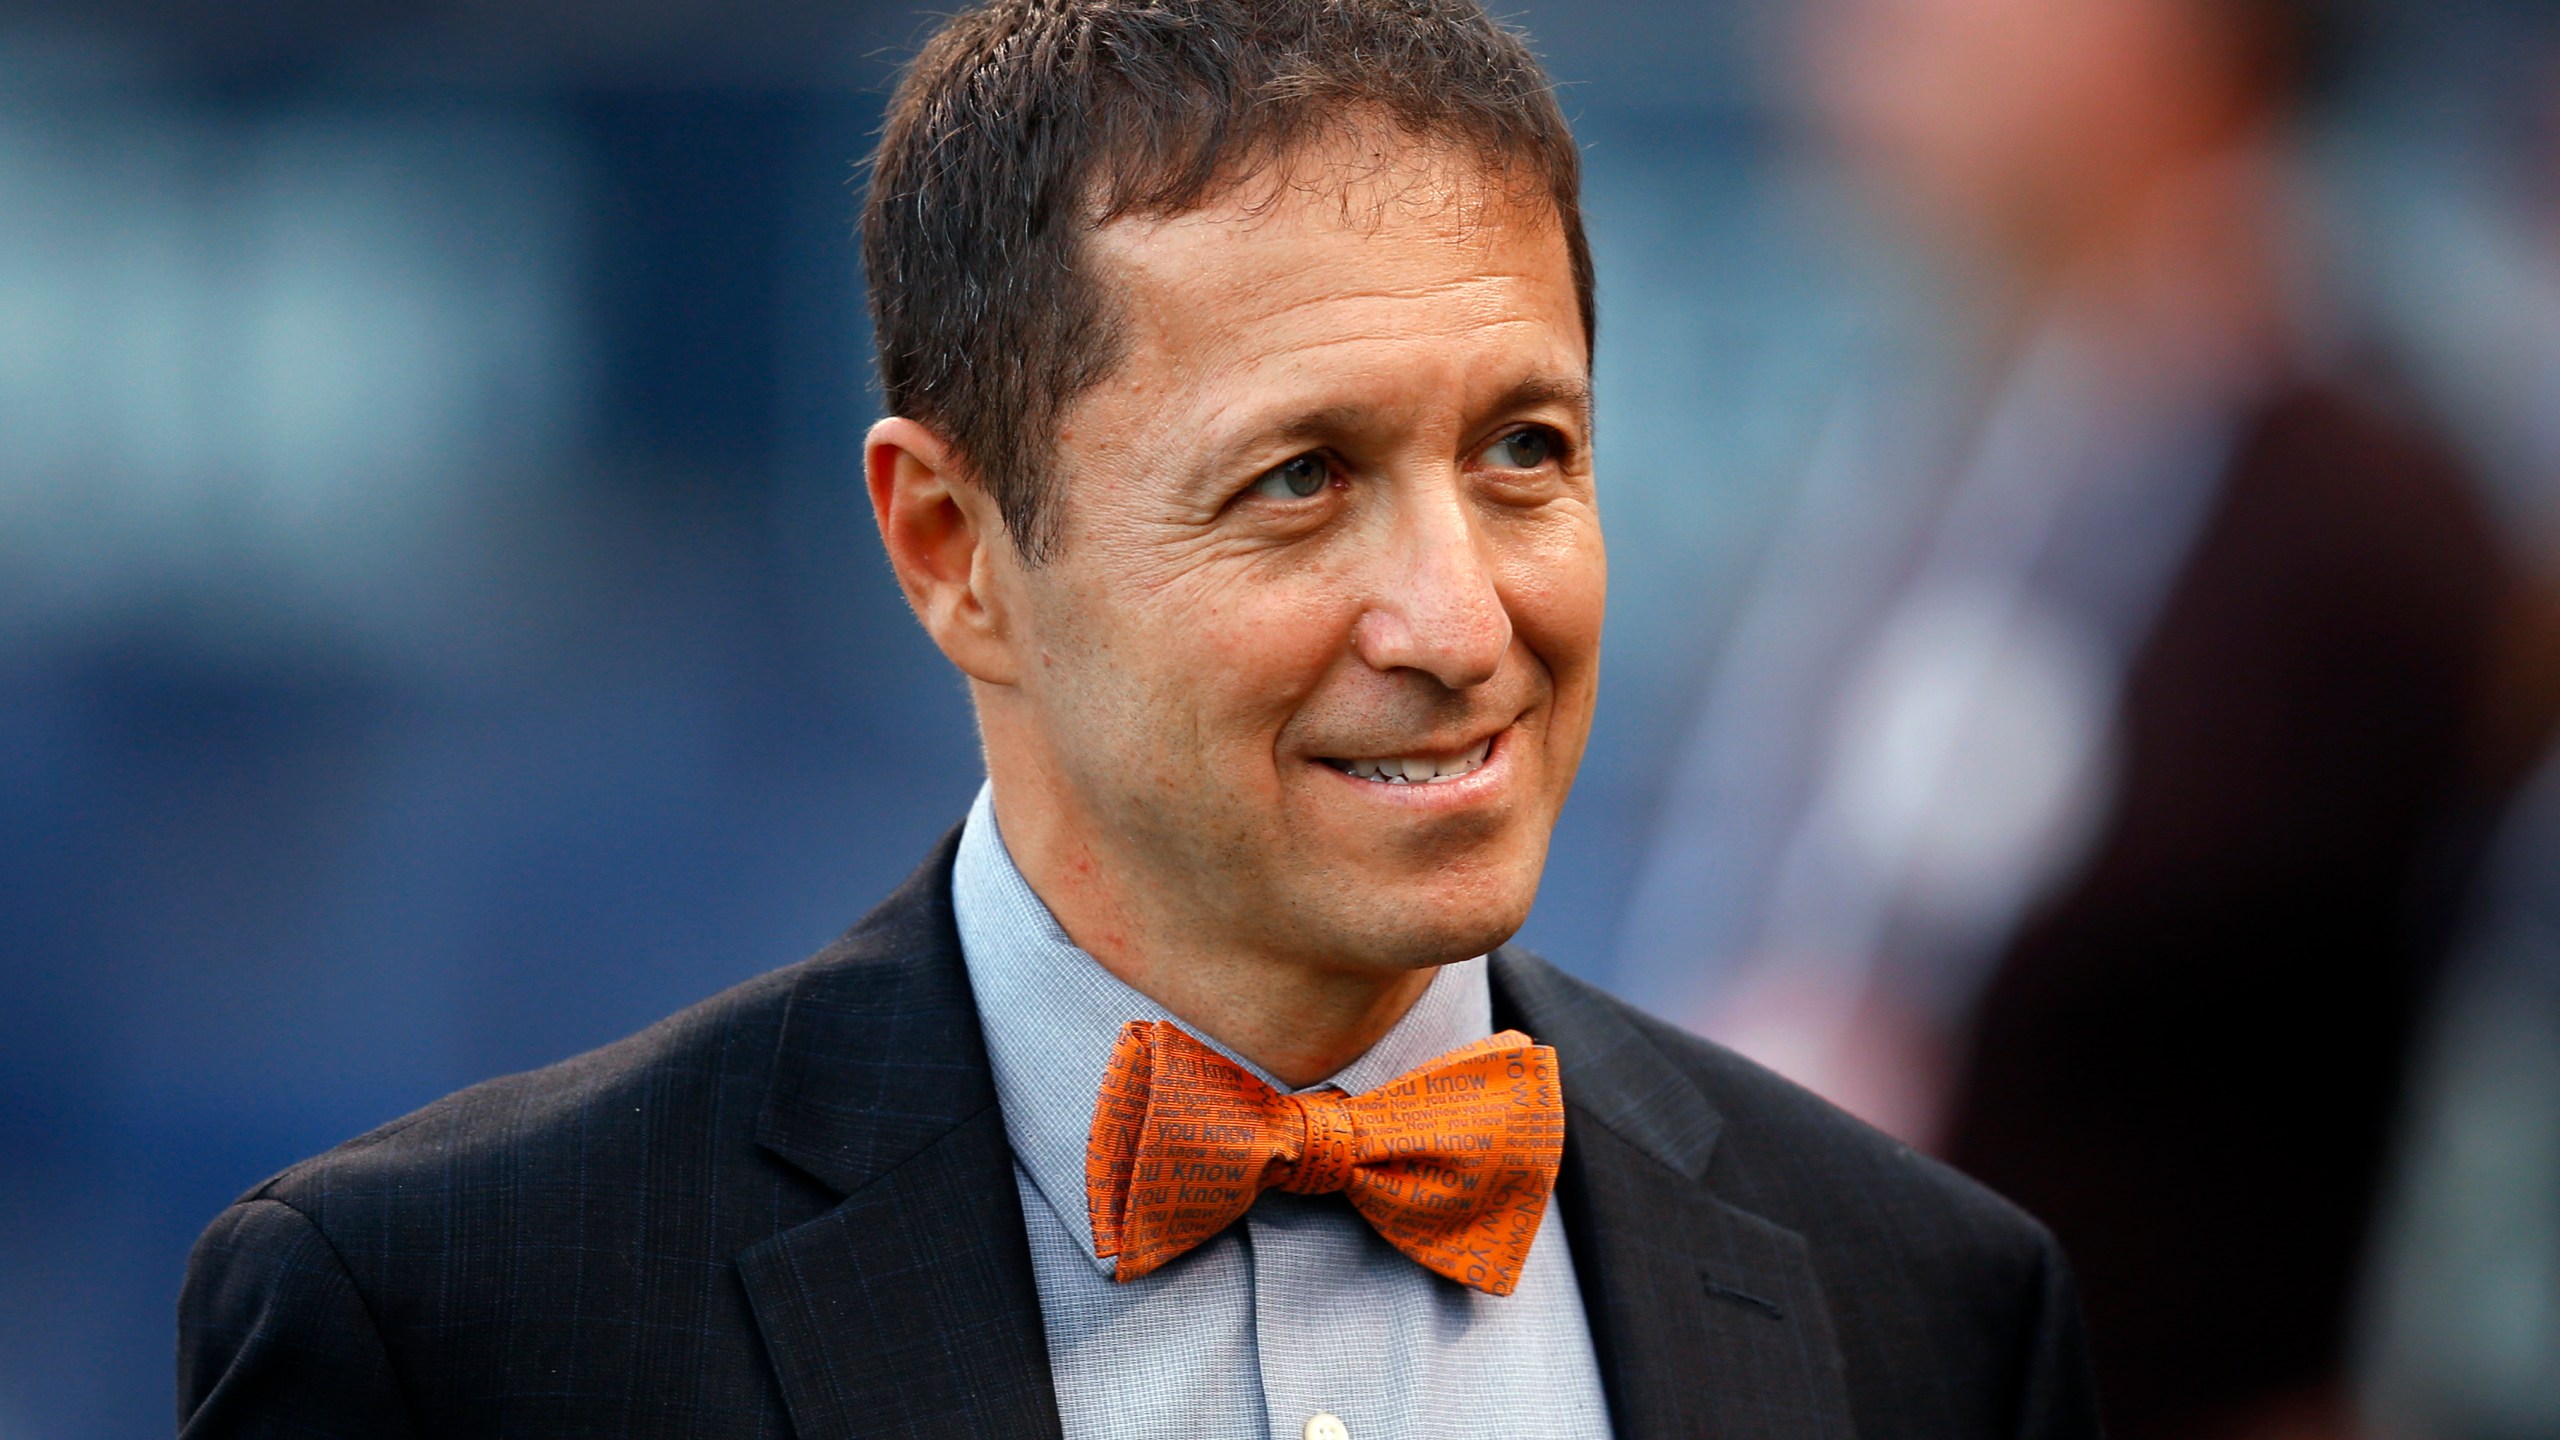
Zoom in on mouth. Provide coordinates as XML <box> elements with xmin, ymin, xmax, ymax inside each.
<box><xmin>1316</xmin><ymin>735</ymin><xmax>1495</xmax><ymax>786</ymax></box>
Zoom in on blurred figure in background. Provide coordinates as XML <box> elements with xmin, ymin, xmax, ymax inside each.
<box><xmin>1614</xmin><ymin>0</ymin><xmax>2518</xmax><ymax>1436</ymax></box>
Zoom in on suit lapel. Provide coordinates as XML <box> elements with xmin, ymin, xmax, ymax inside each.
<box><xmin>1494</xmin><ymin>949</ymin><xmax>1855</xmax><ymax>1440</ymax></box>
<box><xmin>739</xmin><ymin>836</ymin><xmax>1065</xmax><ymax>1440</ymax></box>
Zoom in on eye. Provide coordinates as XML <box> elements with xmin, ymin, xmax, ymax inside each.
<box><xmin>1249</xmin><ymin>452</ymin><xmax>1331</xmax><ymax>500</ymax></box>
<box><xmin>1481</xmin><ymin>427</ymin><xmax>1557</xmax><ymax>470</ymax></box>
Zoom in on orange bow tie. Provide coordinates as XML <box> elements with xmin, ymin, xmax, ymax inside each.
<box><xmin>1083</xmin><ymin>1020</ymin><xmax>1565</xmax><ymax>1296</ymax></box>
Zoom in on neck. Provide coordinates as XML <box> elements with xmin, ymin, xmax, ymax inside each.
<box><xmin>978</xmin><ymin>737</ymin><xmax>1434</xmax><ymax>1089</ymax></box>
<box><xmin>1091</xmin><ymin>938</ymin><xmax>1438</xmax><ymax>1090</ymax></box>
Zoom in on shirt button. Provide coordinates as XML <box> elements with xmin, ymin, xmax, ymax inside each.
<box><xmin>1304</xmin><ymin>1415</ymin><xmax>1349</xmax><ymax>1440</ymax></box>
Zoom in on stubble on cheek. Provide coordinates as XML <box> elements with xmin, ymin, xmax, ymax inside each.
<box><xmin>1026</xmin><ymin>569</ymin><xmax>1280</xmax><ymax>904</ymax></box>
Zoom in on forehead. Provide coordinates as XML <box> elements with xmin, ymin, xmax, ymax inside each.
<box><xmin>1080</xmin><ymin>141</ymin><xmax>1587</xmax><ymax>395</ymax></box>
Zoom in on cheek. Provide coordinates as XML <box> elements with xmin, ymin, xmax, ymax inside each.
<box><xmin>1124</xmin><ymin>562</ymin><xmax>1358</xmax><ymax>749</ymax></box>
<box><xmin>1494</xmin><ymin>508</ymin><xmax>1607</xmax><ymax>683</ymax></box>
<box><xmin>1202</xmin><ymin>581</ymin><xmax>1354</xmax><ymax>689</ymax></box>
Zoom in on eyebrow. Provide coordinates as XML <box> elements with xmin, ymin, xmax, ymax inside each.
<box><xmin>1487</xmin><ymin>374</ymin><xmax>1594</xmax><ymax>430</ymax></box>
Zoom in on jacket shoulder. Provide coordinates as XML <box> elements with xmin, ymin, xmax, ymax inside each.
<box><xmin>1611</xmin><ymin>978</ymin><xmax>2059</xmax><ymax>1263</ymax></box>
<box><xmin>1500</xmin><ymin>953</ymin><xmax>2097</xmax><ymax>1438</ymax></box>
<box><xmin>181</xmin><ymin>834</ymin><xmax>973</xmax><ymax>1432</ymax></box>
<box><xmin>1499</xmin><ymin>947</ymin><xmax>2075</xmax><ymax>1334</ymax></box>
<box><xmin>1506</xmin><ymin>950</ymin><xmax>2049</xmax><ymax>1251</ymax></box>
<box><xmin>252</xmin><ymin>956</ymin><xmax>805</xmax><ymax>1217</ymax></box>
<box><xmin>240</xmin><ymin>831</ymin><xmax>969</xmax><ymax>1223</ymax></box>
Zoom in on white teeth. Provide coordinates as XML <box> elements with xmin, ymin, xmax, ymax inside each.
<box><xmin>1326</xmin><ymin>738</ymin><xmax>1493</xmax><ymax>785</ymax></box>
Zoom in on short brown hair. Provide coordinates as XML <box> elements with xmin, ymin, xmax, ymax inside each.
<box><xmin>861</xmin><ymin>0</ymin><xmax>1593</xmax><ymax>562</ymax></box>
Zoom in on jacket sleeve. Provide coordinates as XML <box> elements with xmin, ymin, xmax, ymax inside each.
<box><xmin>178</xmin><ymin>1197</ymin><xmax>418</xmax><ymax>1439</ymax></box>
<box><xmin>2012</xmin><ymin>1226</ymin><xmax>2104</xmax><ymax>1440</ymax></box>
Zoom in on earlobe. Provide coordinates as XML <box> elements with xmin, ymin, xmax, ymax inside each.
<box><xmin>865</xmin><ymin>416</ymin><xmax>1023</xmax><ymax>687</ymax></box>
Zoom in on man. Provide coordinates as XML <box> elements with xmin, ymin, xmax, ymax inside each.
<box><xmin>178</xmin><ymin>2</ymin><xmax>2099</xmax><ymax>1436</ymax></box>
<box><xmin>1614</xmin><ymin>0</ymin><xmax>2512</xmax><ymax>1435</ymax></box>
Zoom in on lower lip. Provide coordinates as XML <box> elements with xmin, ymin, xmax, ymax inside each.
<box><xmin>1310</xmin><ymin>729</ymin><xmax>1513</xmax><ymax>808</ymax></box>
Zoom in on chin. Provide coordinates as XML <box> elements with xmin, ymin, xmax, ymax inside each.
<box><xmin>1314</xmin><ymin>853</ymin><xmax>1543</xmax><ymax>972</ymax></box>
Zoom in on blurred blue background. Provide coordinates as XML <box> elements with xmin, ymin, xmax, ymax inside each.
<box><xmin>6</xmin><ymin>0</ymin><xmax>2560</xmax><ymax>1435</ymax></box>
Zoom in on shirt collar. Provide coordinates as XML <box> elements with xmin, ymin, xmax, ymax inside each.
<box><xmin>950</xmin><ymin>781</ymin><xmax>1495</xmax><ymax>1275</ymax></box>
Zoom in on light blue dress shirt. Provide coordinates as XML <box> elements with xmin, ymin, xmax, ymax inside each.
<box><xmin>951</xmin><ymin>784</ymin><xmax>1614</xmax><ymax>1440</ymax></box>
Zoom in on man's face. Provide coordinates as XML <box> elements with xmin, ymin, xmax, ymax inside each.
<box><xmin>996</xmin><ymin>144</ymin><xmax>1602</xmax><ymax>978</ymax></box>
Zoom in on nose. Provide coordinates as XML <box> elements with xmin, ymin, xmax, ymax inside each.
<box><xmin>1351</xmin><ymin>486</ymin><xmax>1512</xmax><ymax>690</ymax></box>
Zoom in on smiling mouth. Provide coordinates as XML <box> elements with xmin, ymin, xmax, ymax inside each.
<box><xmin>1317</xmin><ymin>735</ymin><xmax>1494</xmax><ymax>785</ymax></box>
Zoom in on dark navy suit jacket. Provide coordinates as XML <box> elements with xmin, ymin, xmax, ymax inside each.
<box><xmin>179</xmin><ymin>834</ymin><xmax>2101</xmax><ymax>1438</ymax></box>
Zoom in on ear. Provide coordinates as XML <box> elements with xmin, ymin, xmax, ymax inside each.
<box><xmin>866</xmin><ymin>416</ymin><xmax>1023</xmax><ymax>687</ymax></box>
